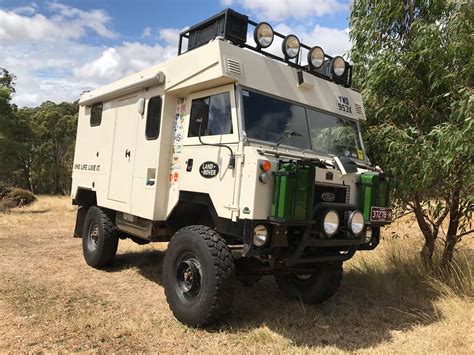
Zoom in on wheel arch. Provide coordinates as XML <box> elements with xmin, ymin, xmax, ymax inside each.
<box><xmin>166</xmin><ymin>191</ymin><xmax>243</xmax><ymax>243</ymax></box>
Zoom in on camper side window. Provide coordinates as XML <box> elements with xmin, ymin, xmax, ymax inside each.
<box><xmin>146</xmin><ymin>96</ymin><xmax>162</xmax><ymax>140</ymax></box>
<box><xmin>90</xmin><ymin>103</ymin><xmax>103</xmax><ymax>127</ymax></box>
<box><xmin>188</xmin><ymin>92</ymin><xmax>232</xmax><ymax>137</ymax></box>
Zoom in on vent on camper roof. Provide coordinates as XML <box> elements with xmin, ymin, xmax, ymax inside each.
<box><xmin>354</xmin><ymin>103</ymin><xmax>363</xmax><ymax>115</ymax></box>
<box><xmin>225</xmin><ymin>57</ymin><xmax>243</xmax><ymax>76</ymax></box>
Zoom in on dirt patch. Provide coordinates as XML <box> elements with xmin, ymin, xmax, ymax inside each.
<box><xmin>0</xmin><ymin>196</ymin><xmax>473</xmax><ymax>353</ymax></box>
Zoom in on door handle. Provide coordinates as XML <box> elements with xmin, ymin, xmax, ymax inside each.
<box><xmin>125</xmin><ymin>149</ymin><xmax>131</xmax><ymax>158</ymax></box>
<box><xmin>186</xmin><ymin>158</ymin><xmax>194</xmax><ymax>172</ymax></box>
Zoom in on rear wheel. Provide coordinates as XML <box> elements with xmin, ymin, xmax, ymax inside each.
<box><xmin>275</xmin><ymin>262</ymin><xmax>343</xmax><ymax>304</ymax></box>
<box><xmin>82</xmin><ymin>206</ymin><xmax>118</xmax><ymax>268</ymax></box>
<box><xmin>163</xmin><ymin>225</ymin><xmax>235</xmax><ymax>327</ymax></box>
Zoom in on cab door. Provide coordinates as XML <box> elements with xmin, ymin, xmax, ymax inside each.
<box><xmin>179</xmin><ymin>84</ymin><xmax>240</xmax><ymax>220</ymax></box>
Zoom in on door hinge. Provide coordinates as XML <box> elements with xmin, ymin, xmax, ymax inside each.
<box><xmin>224</xmin><ymin>205</ymin><xmax>239</xmax><ymax>212</ymax></box>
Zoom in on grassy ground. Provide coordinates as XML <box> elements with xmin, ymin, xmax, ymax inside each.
<box><xmin>0</xmin><ymin>196</ymin><xmax>473</xmax><ymax>353</ymax></box>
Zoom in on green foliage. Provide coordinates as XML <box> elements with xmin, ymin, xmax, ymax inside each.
<box><xmin>0</xmin><ymin>67</ymin><xmax>78</xmax><ymax>194</ymax></box>
<box><xmin>350</xmin><ymin>0</ymin><xmax>473</xmax><ymax>266</ymax></box>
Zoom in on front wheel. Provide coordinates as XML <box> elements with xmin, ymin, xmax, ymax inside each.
<box><xmin>163</xmin><ymin>225</ymin><xmax>235</xmax><ymax>327</ymax></box>
<box><xmin>275</xmin><ymin>262</ymin><xmax>343</xmax><ymax>304</ymax></box>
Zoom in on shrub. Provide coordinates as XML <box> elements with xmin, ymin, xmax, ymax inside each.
<box><xmin>5</xmin><ymin>188</ymin><xmax>36</xmax><ymax>207</ymax></box>
<box><xmin>0</xmin><ymin>199</ymin><xmax>16</xmax><ymax>213</ymax></box>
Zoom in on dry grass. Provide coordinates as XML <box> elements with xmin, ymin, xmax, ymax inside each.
<box><xmin>0</xmin><ymin>196</ymin><xmax>473</xmax><ymax>353</ymax></box>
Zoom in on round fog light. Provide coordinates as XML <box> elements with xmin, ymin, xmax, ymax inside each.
<box><xmin>348</xmin><ymin>210</ymin><xmax>364</xmax><ymax>236</ymax></box>
<box><xmin>282</xmin><ymin>34</ymin><xmax>300</xmax><ymax>59</ymax></box>
<box><xmin>332</xmin><ymin>56</ymin><xmax>346</xmax><ymax>77</ymax></box>
<box><xmin>323</xmin><ymin>210</ymin><xmax>339</xmax><ymax>237</ymax></box>
<box><xmin>253</xmin><ymin>225</ymin><xmax>268</xmax><ymax>247</ymax></box>
<box><xmin>254</xmin><ymin>22</ymin><xmax>274</xmax><ymax>48</ymax></box>
<box><xmin>308</xmin><ymin>46</ymin><xmax>325</xmax><ymax>69</ymax></box>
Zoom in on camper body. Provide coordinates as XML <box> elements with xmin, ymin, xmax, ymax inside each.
<box><xmin>72</xmin><ymin>9</ymin><xmax>392</xmax><ymax>326</ymax></box>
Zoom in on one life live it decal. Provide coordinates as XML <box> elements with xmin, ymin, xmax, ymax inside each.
<box><xmin>199</xmin><ymin>161</ymin><xmax>219</xmax><ymax>178</ymax></box>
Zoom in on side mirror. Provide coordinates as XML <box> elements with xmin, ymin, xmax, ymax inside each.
<box><xmin>189</xmin><ymin>100</ymin><xmax>209</xmax><ymax>137</ymax></box>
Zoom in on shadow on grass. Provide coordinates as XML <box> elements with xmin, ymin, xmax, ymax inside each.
<box><xmin>15</xmin><ymin>209</ymin><xmax>51</xmax><ymax>214</ymax></box>
<box><xmin>106</xmin><ymin>248</ymin><xmax>441</xmax><ymax>351</ymax></box>
<box><xmin>107</xmin><ymin>249</ymin><xmax>165</xmax><ymax>284</ymax></box>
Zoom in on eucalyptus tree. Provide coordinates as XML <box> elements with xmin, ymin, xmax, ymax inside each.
<box><xmin>350</xmin><ymin>0</ymin><xmax>473</xmax><ymax>267</ymax></box>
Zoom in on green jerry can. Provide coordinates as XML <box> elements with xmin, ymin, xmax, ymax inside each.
<box><xmin>271</xmin><ymin>162</ymin><xmax>315</xmax><ymax>221</ymax></box>
<box><xmin>358</xmin><ymin>172</ymin><xmax>390</xmax><ymax>221</ymax></box>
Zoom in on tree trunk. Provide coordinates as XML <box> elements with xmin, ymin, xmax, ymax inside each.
<box><xmin>441</xmin><ymin>186</ymin><xmax>461</xmax><ymax>268</ymax></box>
<box><xmin>413</xmin><ymin>196</ymin><xmax>436</xmax><ymax>268</ymax></box>
<box><xmin>21</xmin><ymin>160</ymin><xmax>34</xmax><ymax>194</ymax></box>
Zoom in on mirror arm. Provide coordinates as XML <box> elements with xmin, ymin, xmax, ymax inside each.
<box><xmin>197</xmin><ymin>118</ymin><xmax>235</xmax><ymax>169</ymax></box>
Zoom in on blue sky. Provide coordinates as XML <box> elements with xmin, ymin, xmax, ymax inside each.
<box><xmin>0</xmin><ymin>0</ymin><xmax>352</xmax><ymax>106</ymax></box>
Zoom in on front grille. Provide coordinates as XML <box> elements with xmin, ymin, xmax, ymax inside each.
<box><xmin>314</xmin><ymin>183</ymin><xmax>350</xmax><ymax>204</ymax></box>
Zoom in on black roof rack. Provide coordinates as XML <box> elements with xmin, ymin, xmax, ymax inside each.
<box><xmin>178</xmin><ymin>9</ymin><xmax>352</xmax><ymax>88</ymax></box>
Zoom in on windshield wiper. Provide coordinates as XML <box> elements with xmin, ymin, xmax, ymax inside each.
<box><xmin>273</xmin><ymin>129</ymin><xmax>303</xmax><ymax>149</ymax></box>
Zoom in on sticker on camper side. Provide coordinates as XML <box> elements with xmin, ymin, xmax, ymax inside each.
<box><xmin>336</xmin><ymin>95</ymin><xmax>352</xmax><ymax>114</ymax></box>
<box><xmin>74</xmin><ymin>163</ymin><xmax>101</xmax><ymax>172</ymax></box>
<box><xmin>199</xmin><ymin>161</ymin><xmax>219</xmax><ymax>178</ymax></box>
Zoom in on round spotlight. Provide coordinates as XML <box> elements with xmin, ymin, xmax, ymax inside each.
<box><xmin>332</xmin><ymin>56</ymin><xmax>347</xmax><ymax>77</ymax></box>
<box><xmin>348</xmin><ymin>210</ymin><xmax>365</xmax><ymax>236</ymax></box>
<box><xmin>254</xmin><ymin>22</ymin><xmax>274</xmax><ymax>48</ymax></box>
<box><xmin>308</xmin><ymin>46</ymin><xmax>325</xmax><ymax>69</ymax></box>
<box><xmin>323</xmin><ymin>210</ymin><xmax>339</xmax><ymax>237</ymax></box>
<box><xmin>253</xmin><ymin>224</ymin><xmax>269</xmax><ymax>247</ymax></box>
<box><xmin>282</xmin><ymin>35</ymin><xmax>300</xmax><ymax>59</ymax></box>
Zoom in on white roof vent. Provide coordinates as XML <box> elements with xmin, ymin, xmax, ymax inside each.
<box><xmin>225</xmin><ymin>57</ymin><xmax>243</xmax><ymax>77</ymax></box>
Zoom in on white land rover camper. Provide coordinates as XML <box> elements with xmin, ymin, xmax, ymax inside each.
<box><xmin>72</xmin><ymin>9</ymin><xmax>392</xmax><ymax>326</ymax></box>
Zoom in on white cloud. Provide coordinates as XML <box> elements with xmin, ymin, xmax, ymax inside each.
<box><xmin>47</xmin><ymin>2</ymin><xmax>116</xmax><ymax>39</ymax></box>
<box><xmin>72</xmin><ymin>41</ymin><xmax>177</xmax><ymax>84</ymax></box>
<box><xmin>158</xmin><ymin>28</ymin><xmax>182</xmax><ymax>47</ymax></box>
<box><xmin>12</xmin><ymin>2</ymin><xmax>39</xmax><ymax>15</ymax></box>
<box><xmin>142</xmin><ymin>26</ymin><xmax>152</xmax><ymax>38</ymax></box>
<box><xmin>0</xmin><ymin>3</ymin><xmax>115</xmax><ymax>42</ymax></box>
<box><xmin>225</xmin><ymin>0</ymin><xmax>346</xmax><ymax>21</ymax></box>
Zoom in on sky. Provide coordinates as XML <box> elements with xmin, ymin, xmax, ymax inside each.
<box><xmin>0</xmin><ymin>0</ymin><xmax>352</xmax><ymax>107</ymax></box>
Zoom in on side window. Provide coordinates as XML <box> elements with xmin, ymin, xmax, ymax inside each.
<box><xmin>90</xmin><ymin>103</ymin><xmax>103</xmax><ymax>127</ymax></box>
<box><xmin>188</xmin><ymin>92</ymin><xmax>232</xmax><ymax>137</ymax></box>
<box><xmin>146</xmin><ymin>96</ymin><xmax>162</xmax><ymax>140</ymax></box>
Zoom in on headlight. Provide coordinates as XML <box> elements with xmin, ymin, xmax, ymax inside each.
<box><xmin>348</xmin><ymin>210</ymin><xmax>364</xmax><ymax>236</ymax></box>
<box><xmin>308</xmin><ymin>46</ymin><xmax>325</xmax><ymax>69</ymax></box>
<box><xmin>323</xmin><ymin>210</ymin><xmax>339</xmax><ymax>236</ymax></box>
<box><xmin>282</xmin><ymin>35</ymin><xmax>300</xmax><ymax>59</ymax></box>
<box><xmin>258</xmin><ymin>172</ymin><xmax>270</xmax><ymax>183</ymax></box>
<box><xmin>253</xmin><ymin>224</ymin><xmax>269</xmax><ymax>246</ymax></box>
<box><xmin>332</xmin><ymin>56</ymin><xmax>346</xmax><ymax>77</ymax></box>
<box><xmin>254</xmin><ymin>22</ymin><xmax>274</xmax><ymax>48</ymax></box>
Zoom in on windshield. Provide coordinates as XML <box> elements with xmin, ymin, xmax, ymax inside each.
<box><xmin>242</xmin><ymin>88</ymin><xmax>365</xmax><ymax>160</ymax></box>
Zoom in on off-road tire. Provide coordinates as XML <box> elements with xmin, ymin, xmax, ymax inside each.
<box><xmin>82</xmin><ymin>206</ymin><xmax>119</xmax><ymax>268</ymax></box>
<box><xmin>163</xmin><ymin>225</ymin><xmax>235</xmax><ymax>327</ymax></box>
<box><xmin>275</xmin><ymin>262</ymin><xmax>343</xmax><ymax>304</ymax></box>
